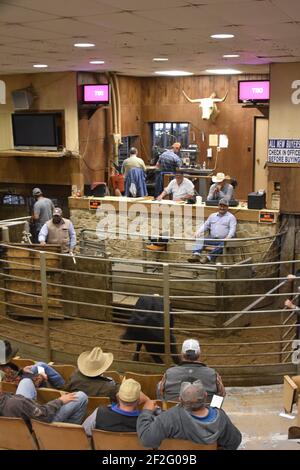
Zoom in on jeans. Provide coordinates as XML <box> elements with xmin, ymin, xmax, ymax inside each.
<box><xmin>16</xmin><ymin>378</ymin><xmax>88</xmax><ymax>424</ymax></box>
<box><xmin>193</xmin><ymin>238</ymin><xmax>224</xmax><ymax>261</ymax></box>
<box><xmin>30</xmin><ymin>362</ymin><xmax>65</xmax><ymax>389</ymax></box>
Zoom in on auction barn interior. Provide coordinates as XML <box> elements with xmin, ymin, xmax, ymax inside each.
<box><xmin>0</xmin><ymin>0</ymin><xmax>300</xmax><ymax>451</ymax></box>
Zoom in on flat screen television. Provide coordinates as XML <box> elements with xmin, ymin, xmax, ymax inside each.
<box><xmin>238</xmin><ymin>80</ymin><xmax>270</xmax><ymax>103</ymax></box>
<box><xmin>12</xmin><ymin>112</ymin><xmax>63</xmax><ymax>150</ymax></box>
<box><xmin>81</xmin><ymin>84</ymin><xmax>110</xmax><ymax>105</ymax></box>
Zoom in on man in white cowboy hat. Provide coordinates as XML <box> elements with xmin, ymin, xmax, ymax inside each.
<box><xmin>83</xmin><ymin>378</ymin><xmax>149</xmax><ymax>436</ymax></box>
<box><xmin>65</xmin><ymin>347</ymin><xmax>119</xmax><ymax>399</ymax></box>
<box><xmin>207</xmin><ymin>172</ymin><xmax>234</xmax><ymax>202</ymax></box>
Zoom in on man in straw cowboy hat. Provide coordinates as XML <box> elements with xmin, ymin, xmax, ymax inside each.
<box><xmin>207</xmin><ymin>172</ymin><xmax>234</xmax><ymax>202</ymax></box>
<box><xmin>83</xmin><ymin>378</ymin><xmax>149</xmax><ymax>436</ymax></box>
<box><xmin>65</xmin><ymin>347</ymin><xmax>119</xmax><ymax>400</ymax></box>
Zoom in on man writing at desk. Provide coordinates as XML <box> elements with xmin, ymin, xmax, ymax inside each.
<box><xmin>157</xmin><ymin>173</ymin><xmax>195</xmax><ymax>202</ymax></box>
<box><xmin>207</xmin><ymin>172</ymin><xmax>234</xmax><ymax>202</ymax></box>
<box><xmin>188</xmin><ymin>198</ymin><xmax>237</xmax><ymax>263</ymax></box>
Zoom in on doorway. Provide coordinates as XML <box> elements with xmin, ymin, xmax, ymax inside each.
<box><xmin>254</xmin><ymin>117</ymin><xmax>269</xmax><ymax>192</ymax></box>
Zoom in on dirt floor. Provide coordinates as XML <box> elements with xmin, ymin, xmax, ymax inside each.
<box><xmin>0</xmin><ymin>306</ymin><xmax>287</xmax><ymax>369</ymax></box>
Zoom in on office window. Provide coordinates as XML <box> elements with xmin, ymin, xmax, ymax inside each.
<box><xmin>152</xmin><ymin>122</ymin><xmax>189</xmax><ymax>150</ymax></box>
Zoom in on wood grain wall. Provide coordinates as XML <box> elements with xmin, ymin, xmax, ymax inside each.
<box><xmin>0</xmin><ymin>72</ymin><xmax>80</xmax><ymax>187</ymax></box>
<box><xmin>0</xmin><ymin>71</ymin><xmax>269</xmax><ymax>199</ymax></box>
<box><xmin>139</xmin><ymin>74</ymin><xmax>269</xmax><ymax>199</ymax></box>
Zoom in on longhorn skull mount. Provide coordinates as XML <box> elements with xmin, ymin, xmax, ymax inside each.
<box><xmin>182</xmin><ymin>89</ymin><xmax>228</xmax><ymax>121</ymax></box>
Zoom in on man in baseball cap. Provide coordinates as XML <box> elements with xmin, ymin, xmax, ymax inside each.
<box><xmin>38</xmin><ymin>207</ymin><xmax>76</xmax><ymax>253</ymax></box>
<box><xmin>31</xmin><ymin>187</ymin><xmax>55</xmax><ymax>242</ymax></box>
<box><xmin>157</xmin><ymin>338</ymin><xmax>225</xmax><ymax>403</ymax></box>
<box><xmin>82</xmin><ymin>377</ymin><xmax>149</xmax><ymax>436</ymax></box>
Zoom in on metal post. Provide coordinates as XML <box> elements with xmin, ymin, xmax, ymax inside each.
<box><xmin>163</xmin><ymin>263</ymin><xmax>171</xmax><ymax>367</ymax></box>
<box><xmin>1</xmin><ymin>226</ymin><xmax>9</xmax><ymax>242</ymax></box>
<box><xmin>216</xmin><ymin>263</ymin><xmax>225</xmax><ymax>326</ymax></box>
<box><xmin>39</xmin><ymin>251</ymin><xmax>51</xmax><ymax>362</ymax></box>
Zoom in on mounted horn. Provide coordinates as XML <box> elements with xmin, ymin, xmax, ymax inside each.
<box><xmin>212</xmin><ymin>91</ymin><xmax>228</xmax><ymax>103</ymax></box>
<box><xmin>182</xmin><ymin>89</ymin><xmax>203</xmax><ymax>103</ymax></box>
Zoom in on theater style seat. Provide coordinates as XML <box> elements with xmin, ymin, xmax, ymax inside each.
<box><xmin>159</xmin><ymin>439</ymin><xmax>217</xmax><ymax>450</ymax></box>
<box><xmin>49</xmin><ymin>364</ymin><xmax>76</xmax><ymax>382</ymax></box>
<box><xmin>0</xmin><ymin>416</ymin><xmax>38</xmax><ymax>450</ymax></box>
<box><xmin>92</xmin><ymin>429</ymin><xmax>145</xmax><ymax>450</ymax></box>
<box><xmin>283</xmin><ymin>375</ymin><xmax>299</xmax><ymax>413</ymax></box>
<box><xmin>102</xmin><ymin>370</ymin><xmax>123</xmax><ymax>383</ymax></box>
<box><xmin>86</xmin><ymin>396</ymin><xmax>111</xmax><ymax>418</ymax></box>
<box><xmin>0</xmin><ymin>381</ymin><xmax>17</xmax><ymax>393</ymax></box>
<box><xmin>12</xmin><ymin>357</ymin><xmax>36</xmax><ymax>368</ymax></box>
<box><xmin>124</xmin><ymin>372</ymin><xmax>162</xmax><ymax>399</ymax></box>
<box><xmin>31</xmin><ymin>420</ymin><xmax>91</xmax><ymax>450</ymax></box>
<box><xmin>36</xmin><ymin>387</ymin><xmax>65</xmax><ymax>404</ymax></box>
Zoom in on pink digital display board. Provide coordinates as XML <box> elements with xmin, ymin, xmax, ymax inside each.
<box><xmin>82</xmin><ymin>84</ymin><xmax>109</xmax><ymax>104</ymax></box>
<box><xmin>238</xmin><ymin>80</ymin><xmax>270</xmax><ymax>102</ymax></box>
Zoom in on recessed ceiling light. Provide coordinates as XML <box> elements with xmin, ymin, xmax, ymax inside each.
<box><xmin>153</xmin><ymin>58</ymin><xmax>169</xmax><ymax>62</ymax></box>
<box><xmin>74</xmin><ymin>43</ymin><xmax>95</xmax><ymax>48</ymax></box>
<box><xmin>89</xmin><ymin>60</ymin><xmax>105</xmax><ymax>64</ymax></box>
<box><xmin>210</xmin><ymin>34</ymin><xmax>234</xmax><ymax>39</ymax></box>
<box><xmin>205</xmin><ymin>68</ymin><xmax>242</xmax><ymax>74</ymax></box>
<box><xmin>33</xmin><ymin>64</ymin><xmax>48</xmax><ymax>68</ymax></box>
<box><xmin>223</xmin><ymin>54</ymin><xmax>240</xmax><ymax>58</ymax></box>
<box><xmin>155</xmin><ymin>70</ymin><xmax>193</xmax><ymax>76</ymax></box>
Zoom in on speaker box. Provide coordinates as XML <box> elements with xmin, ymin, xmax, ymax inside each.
<box><xmin>11</xmin><ymin>88</ymin><xmax>34</xmax><ymax>110</ymax></box>
<box><xmin>248</xmin><ymin>192</ymin><xmax>266</xmax><ymax>210</ymax></box>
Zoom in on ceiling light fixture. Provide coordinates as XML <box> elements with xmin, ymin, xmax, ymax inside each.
<box><xmin>210</xmin><ymin>34</ymin><xmax>234</xmax><ymax>39</ymax></box>
<box><xmin>74</xmin><ymin>43</ymin><xmax>95</xmax><ymax>48</ymax></box>
<box><xmin>205</xmin><ymin>68</ymin><xmax>242</xmax><ymax>74</ymax></box>
<box><xmin>153</xmin><ymin>58</ymin><xmax>169</xmax><ymax>62</ymax></box>
<box><xmin>89</xmin><ymin>60</ymin><xmax>105</xmax><ymax>64</ymax></box>
<box><xmin>223</xmin><ymin>54</ymin><xmax>240</xmax><ymax>58</ymax></box>
<box><xmin>33</xmin><ymin>64</ymin><xmax>48</xmax><ymax>68</ymax></box>
<box><xmin>155</xmin><ymin>70</ymin><xmax>193</xmax><ymax>76</ymax></box>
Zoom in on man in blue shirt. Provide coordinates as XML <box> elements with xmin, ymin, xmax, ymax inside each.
<box><xmin>188</xmin><ymin>198</ymin><xmax>237</xmax><ymax>263</ymax></box>
<box><xmin>154</xmin><ymin>142</ymin><xmax>182</xmax><ymax>196</ymax></box>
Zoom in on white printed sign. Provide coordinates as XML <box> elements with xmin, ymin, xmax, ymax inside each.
<box><xmin>268</xmin><ymin>139</ymin><xmax>300</xmax><ymax>163</ymax></box>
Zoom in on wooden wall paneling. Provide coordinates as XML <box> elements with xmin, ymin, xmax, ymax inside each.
<box><xmin>118</xmin><ymin>77</ymin><xmax>142</xmax><ymax>145</ymax></box>
<box><xmin>140</xmin><ymin>74</ymin><xmax>268</xmax><ymax>200</ymax></box>
<box><xmin>268</xmin><ymin>165</ymin><xmax>300</xmax><ymax>213</ymax></box>
<box><xmin>0</xmin><ymin>155</ymin><xmax>80</xmax><ymax>186</ymax></box>
<box><xmin>79</xmin><ymin>107</ymin><xmax>106</xmax><ymax>183</ymax></box>
<box><xmin>0</xmin><ymin>72</ymin><xmax>78</xmax><ymax>152</ymax></box>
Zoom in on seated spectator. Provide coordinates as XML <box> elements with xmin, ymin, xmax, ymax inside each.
<box><xmin>207</xmin><ymin>173</ymin><xmax>234</xmax><ymax>202</ymax></box>
<box><xmin>0</xmin><ymin>340</ymin><xmax>64</xmax><ymax>389</ymax></box>
<box><xmin>156</xmin><ymin>173</ymin><xmax>195</xmax><ymax>202</ymax></box>
<box><xmin>65</xmin><ymin>347</ymin><xmax>119</xmax><ymax>400</ymax></box>
<box><xmin>138</xmin><ymin>380</ymin><xmax>241</xmax><ymax>450</ymax></box>
<box><xmin>83</xmin><ymin>378</ymin><xmax>149</xmax><ymax>436</ymax></box>
<box><xmin>157</xmin><ymin>339</ymin><xmax>225</xmax><ymax>402</ymax></box>
<box><xmin>0</xmin><ymin>377</ymin><xmax>87</xmax><ymax>426</ymax></box>
<box><xmin>188</xmin><ymin>198</ymin><xmax>237</xmax><ymax>264</ymax></box>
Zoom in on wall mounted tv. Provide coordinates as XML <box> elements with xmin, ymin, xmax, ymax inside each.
<box><xmin>81</xmin><ymin>84</ymin><xmax>110</xmax><ymax>105</ymax></box>
<box><xmin>238</xmin><ymin>80</ymin><xmax>270</xmax><ymax>103</ymax></box>
<box><xmin>12</xmin><ymin>112</ymin><xmax>63</xmax><ymax>151</ymax></box>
